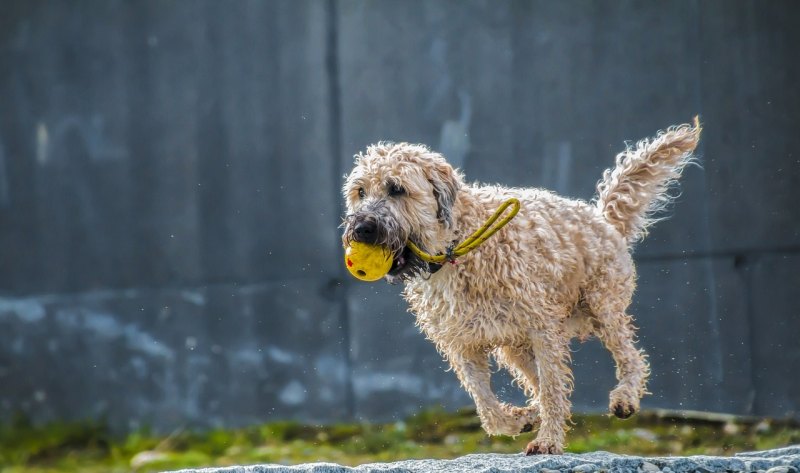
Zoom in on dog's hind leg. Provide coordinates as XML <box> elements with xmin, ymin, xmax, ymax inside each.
<box><xmin>596</xmin><ymin>315</ymin><xmax>650</xmax><ymax>418</ymax></box>
<box><xmin>447</xmin><ymin>348</ymin><xmax>537</xmax><ymax>436</ymax></box>
<box><xmin>586</xmin><ymin>289</ymin><xmax>650</xmax><ymax>419</ymax></box>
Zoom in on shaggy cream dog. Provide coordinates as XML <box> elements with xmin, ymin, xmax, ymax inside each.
<box><xmin>341</xmin><ymin>119</ymin><xmax>701</xmax><ymax>455</ymax></box>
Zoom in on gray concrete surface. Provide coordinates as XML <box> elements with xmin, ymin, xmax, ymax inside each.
<box><xmin>169</xmin><ymin>446</ymin><xmax>800</xmax><ymax>473</ymax></box>
<box><xmin>0</xmin><ymin>280</ymin><xmax>350</xmax><ymax>431</ymax></box>
<box><xmin>1</xmin><ymin>0</ymin><xmax>799</xmax><ymax>431</ymax></box>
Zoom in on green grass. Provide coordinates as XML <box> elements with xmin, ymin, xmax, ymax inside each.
<box><xmin>1</xmin><ymin>408</ymin><xmax>798</xmax><ymax>473</ymax></box>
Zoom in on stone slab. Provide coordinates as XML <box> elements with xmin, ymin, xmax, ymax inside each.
<box><xmin>699</xmin><ymin>1</ymin><xmax>800</xmax><ymax>254</ymax></box>
<box><xmin>0</xmin><ymin>0</ymin><xmax>339</xmax><ymax>294</ymax></box>
<box><xmin>0</xmin><ymin>279</ymin><xmax>350</xmax><ymax>432</ymax></box>
<box><xmin>168</xmin><ymin>446</ymin><xmax>800</xmax><ymax>473</ymax></box>
<box><xmin>749</xmin><ymin>254</ymin><xmax>800</xmax><ymax>417</ymax></box>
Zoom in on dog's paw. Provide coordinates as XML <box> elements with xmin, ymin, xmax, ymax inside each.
<box><xmin>612</xmin><ymin>401</ymin><xmax>636</xmax><ymax>419</ymax></box>
<box><xmin>480</xmin><ymin>405</ymin><xmax>539</xmax><ymax>436</ymax></box>
<box><xmin>520</xmin><ymin>422</ymin><xmax>534</xmax><ymax>433</ymax></box>
<box><xmin>479</xmin><ymin>413</ymin><xmax>518</xmax><ymax>436</ymax></box>
<box><xmin>609</xmin><ymin>387</ymin><xmax>640</xmax><ymax>419</ymax></box>
<box><xmin>481</xmin><ymin>418</ymin><xmax>525</xmax><ymax>436</ymax></box>
<box><xmin>524</xmin><ymin>437</ymin><xmax>563</xmax><ymax>455</ymax></box>
<box><xmin>505</xmin><ymin>405</ymin><xmax>540</xmax><ymax>434</ymax></box>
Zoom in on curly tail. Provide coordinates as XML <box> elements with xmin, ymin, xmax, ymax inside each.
<box><xmin>595</xmin><ymin>117</ymin><xmax>702</xmax><ymax>243</ymax></box>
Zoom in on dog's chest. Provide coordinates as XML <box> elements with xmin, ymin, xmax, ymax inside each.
<box><xmin>403</xmin><ymin>269</ymin><xmax>541</xmax><ymax>347</ymax></box>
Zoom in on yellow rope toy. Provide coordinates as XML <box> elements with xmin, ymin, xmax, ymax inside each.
<box><xmin>407</xmin><ymin>197</ymin><xmax>521</xmax><ymax>264</ymax></box>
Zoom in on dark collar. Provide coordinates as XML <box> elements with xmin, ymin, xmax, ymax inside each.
<box><xmin>427</xmin><ymin>239</ymin><xmax>460</xmax><ymax>275</ymax></box>
<box><xmin>428</xmin><ymin>262</ymin><xmax>443</xmax><ymax>274</ymax></box>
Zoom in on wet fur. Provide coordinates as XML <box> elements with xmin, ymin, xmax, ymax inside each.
<box><xmin>341</xmin><ymin>120</ymin><xmax>701</xmax><ymax>454</ymax></box>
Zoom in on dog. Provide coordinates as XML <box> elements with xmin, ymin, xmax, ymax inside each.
<box><xmin>341</xmin><ymin>119</ymin><xmax>701</xmax><ymax>454</ymax></box>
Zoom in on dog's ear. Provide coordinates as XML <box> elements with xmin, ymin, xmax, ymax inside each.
<box><xmin>428</xmin><ymin>160</ymin><xmax>461</xmax><ymax>228</ymax></box>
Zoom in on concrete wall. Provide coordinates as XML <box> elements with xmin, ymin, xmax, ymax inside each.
<box><xmin>0</xmin><ymin>0</ymin><xmax>798</xmax><ymax>431</ymax></box>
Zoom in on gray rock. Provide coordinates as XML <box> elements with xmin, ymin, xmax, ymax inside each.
<box><xmin>572</xmin><ymin>463</ymin><xmax>599</xmax><ymax>472</ymax></box>
<box><xmin>167</xmin><ymin>446</ymin><xmax>800</xmax><ymax>473</ymax></box>
<box><xmin>639</xmin><ymin>461</ymin><xmax>661</xmax><ymax>473</ymax></box>
<box><xmin>765</xmin><ymin>466</ymin><xmax>798</xmax><ymax>473</ymax></box>
<box><xmin>737</xmin><ymin>448</ymin><xmax>800</xmax><ymax>459</ymax></box>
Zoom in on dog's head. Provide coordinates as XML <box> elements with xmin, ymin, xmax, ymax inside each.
<box><xmin>341</xmin><ymin>142</ymin><xmax>462</xmax><ymax>282</ymax></box>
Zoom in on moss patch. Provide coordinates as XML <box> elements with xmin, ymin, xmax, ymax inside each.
<box><xmin>1</xmin><ymin>409</ymin><xmax>799</xmax><ymax>473</ymax></box>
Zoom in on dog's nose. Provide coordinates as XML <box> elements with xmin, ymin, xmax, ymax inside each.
<box><xmin>354</xmin><ymin>221</ymin><xmax>378</xmax><ymax>243</ymax></box>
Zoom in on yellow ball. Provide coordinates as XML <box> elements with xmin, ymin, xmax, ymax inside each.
<box><xmin>344</xmin><ymin>242</ymin><xmax>393</xmax><ymax>282</ymax></box>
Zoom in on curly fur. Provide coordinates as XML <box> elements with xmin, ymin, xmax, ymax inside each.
<box><xmin>341</xmin><ymin>119</ymin><xmax>702</xmax><ymax>455</ymax></box>
<box><xmin>595</xmin><ymin>117</ymin><xmax>702</xmax><ymax>243</ymax></box>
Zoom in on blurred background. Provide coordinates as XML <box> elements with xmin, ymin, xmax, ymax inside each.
<box><xmin>1</xmin><ymin>0</ymin><xmax>799</xmax><ymax>470</ymax></box>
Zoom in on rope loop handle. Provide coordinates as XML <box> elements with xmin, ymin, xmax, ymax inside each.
<box><xmin>407</xmin><ymin>197</ymin><xmax>521</xmax><ymax>264</ymax></box>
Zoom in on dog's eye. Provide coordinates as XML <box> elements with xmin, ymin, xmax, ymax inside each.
<box><xmin>388</xmin><ymin>184</ymin><xmax>405</xmax><ymax>197</ymax></box>
<box><xmin>358</xmin><ymin>187</ymin><xmax>366</xmax><ymax>199</ymax></box>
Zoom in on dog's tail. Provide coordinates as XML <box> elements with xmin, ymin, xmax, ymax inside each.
<box><xmin>595</xmin><ymin>117</ymin><xmax>702</xmax><ymax>244</ymax></box>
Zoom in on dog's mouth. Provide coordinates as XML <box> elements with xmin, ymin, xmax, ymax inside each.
<box><xmin>388</xmin><ymin>246</ymin><xmax>413</xmax><ymax>276</ymax></box>
<box><xmin>386</xmin><ymin>242</ymin><xmax>428</xmax><ymax>283</ymax></box>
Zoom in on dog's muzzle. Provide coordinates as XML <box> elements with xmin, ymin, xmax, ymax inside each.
<box><xmin>353</xmin><ymin>220</ymin><xmax>378</xmax><ymax>244</ymax></box>
<box><xmin>343</xmin><ymin>210</ymin><xmax>430</xmax><ymax>283</ymax></box>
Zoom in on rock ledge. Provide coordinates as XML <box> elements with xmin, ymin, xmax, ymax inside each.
<box><xmin>170</xmin><ymin>446</ymin><xmax>800</xmax><ymax>473</ymax></box>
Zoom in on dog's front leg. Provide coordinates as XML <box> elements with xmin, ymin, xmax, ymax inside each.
<box><xmin>447</xmin><ymin>348</ymin><xmax>535</xmax><ymax>436</ymax></box>
<box><xmin>525</xmin><ymin>334</ymin><xmax>573</xmax><ymax>455</ymax></box>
